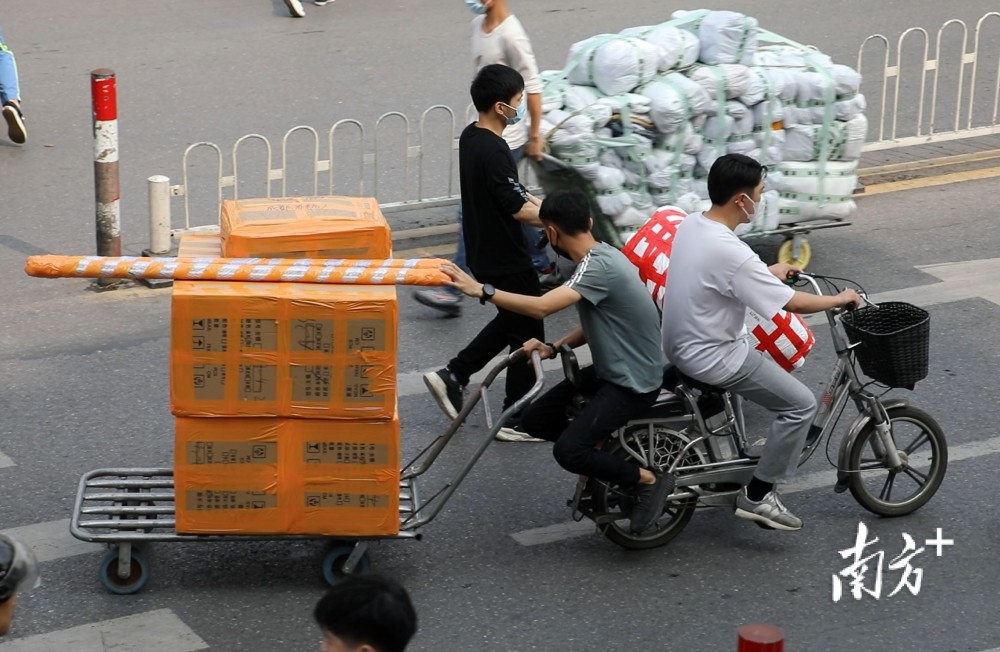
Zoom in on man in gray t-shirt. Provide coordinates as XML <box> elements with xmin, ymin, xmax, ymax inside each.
<box><xmin>441</xmin><ymin>188</ymin><xmax>673</xmax><ymax>535</ymax></box>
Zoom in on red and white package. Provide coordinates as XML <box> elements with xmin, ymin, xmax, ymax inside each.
<box><xmin>623</xmin><ymin>207</ymin><xmax>815</xmax><ymax>372</ymax></box>
<box><xmin>745</xmin><ymin>308</ymin><xmax>816</xmax><ymax>371</ymax></box>
<box><xmin>621</xmin><ymin>206</ymin><xmax>687</xmax><ymax>310</ymax></box>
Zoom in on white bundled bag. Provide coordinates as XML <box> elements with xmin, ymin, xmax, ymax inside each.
<box><xmin>566</xmin><ymin>35</ymin><xmax>660</xmax><ymax>96</ymax></box>
<box><xmin>776</xmin><ymin>160</ymin><xmax>859</xmax><ymax>198</ymax></box>
<box><xmin>620</xmin><ymin>24</ymin><xmax>700</xmax><ymax>71</ymax></box>
<box><xmin>673</xmin><ymin>10</ymin><xmax>760</xmax><ymax>66</ymax></box>
<box><xmin>688</xmin><ymin>64</ymin><xmax>752</xmax><ymax>102</ymax></box>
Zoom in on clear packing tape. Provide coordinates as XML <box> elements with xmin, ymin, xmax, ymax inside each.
<box><xmin>24</xmin><ymin>255</ymin><xmax>450</xmax><ymax>286</ymax></box>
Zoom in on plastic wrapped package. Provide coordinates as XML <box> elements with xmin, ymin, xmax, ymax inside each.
<box><xmin>541</xmin><ymin>70</ymin><xmax>571</xmax><ymax>113</ymax></box>
<box><xmin>220</xmin><ymin>196</ymin><xmax>391</xmax><ymax>259</ymax></box>
<box><xmin>784</xmin><ymin>113</ymin><xmax>866</xmax><ymax>162</ymax></box>
<box><xmin>596</xmin><ymin>188</ymin><xmax>634</xmax><ymax>218</ymax></box>
<box><xmin>688</xmin><ymin>64</ymin><xmax>752</xmax><ymax>103</ymax></box>
<box><xmin>566</xmin><ymin>35</ymin><xmax>660</xmax><ymax>95</ymax></box>
<box><xmin>592</xmin><ymin>165</ymin><xmax>627</xmax><ymax>191</ymax></box>
<box><xmin>776</xmin><ymin>160</ymin><xmax>859</xmax><ymax>198</ymax></box>
<box><xmin>778</xmin><ymin>195</ymin><xmax>856</xmax><ymax>223</ymax></box>
<box><xmin>563</xmin><ymin>85</ymin><xmax>605</xmax><ymax>112</ymax></box>
<box><xmin>620</xmin><ymin>23</ymin><xmax>701</xmax><ymax>71</ymax></box>
<box><xmin>673</xmin><ymin>10</ymin><xmax>760</xmax><ymax>66</ymax></box>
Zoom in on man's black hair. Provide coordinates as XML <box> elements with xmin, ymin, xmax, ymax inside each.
<box><xmin>707</xmin><ymin>153</ymin><xmax>767</xmax><ymax>206</ymax></box>
<box><xmin>471</xmin><ymin>63</ymin><xmax>525</xmax><ymax>113</ymax></box>
<box><xmin>314</xmin><ymin>575</ymin><xmax>417</xmax><ymax>652</ymax></box>
<box><xmin>539</xmin><ymin>188</ymin><xmax>592</xmax><ymax>236</ymax></box>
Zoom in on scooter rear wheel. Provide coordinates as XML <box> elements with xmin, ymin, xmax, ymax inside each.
<box><xmin>591</xmin><ymin>428</ymin><xmax>700</xmax><ymax>550</ymax></box>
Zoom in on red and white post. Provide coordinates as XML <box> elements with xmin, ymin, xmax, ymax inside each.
<box><xmin>91</xmin><ymin>69</ymin><xmax>121</xmax><ymax>285</ymax></box>
<box><xmin>737</xmin><ymin>624</ymin><xmax>785</xmax><ymax>652</ymax></box>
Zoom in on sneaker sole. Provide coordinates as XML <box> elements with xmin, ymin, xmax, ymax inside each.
<box><xmin>3</xmin><ymin>106</ymin><xmax>26</xmax><ymax>144</ymax></box>
<box><xmin>413</xmin><ymin>292</ymin><xmax>462</xmax><ymax>316</ymax></box>
<box><xmin>423</xmin><ymin>373</ymin><xmax>460</xmax><ymax>420</ymax></box>
<box><xmin>734</xmin><ymin>507</ymin><xmax>801</xmax><ymax>532</ymax></box>
<box><xmin>495</xmin><ymin>430</ymin><xmax>546</xmax><ymax>442</ymax></box>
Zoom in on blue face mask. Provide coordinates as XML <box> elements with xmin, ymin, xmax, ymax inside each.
<box><xmin>501</xmin><ymin>100</ymin><xmax>526</xmax><ymax>126</ymax></box>
<box><xmin>465</xmin><ymin>0</ymin><xmax>487</xmax><ymax>15</ymax></box>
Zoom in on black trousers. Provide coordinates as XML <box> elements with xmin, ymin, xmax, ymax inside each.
<box><xmin>520</xmin><ymin>366</ymin><xmax>660</xmax><ymax>487</ymax></box>
<box><xmin>448</xmin><ymin>269</ymin><xmax>544</xmax><ymax>409</ymax></box>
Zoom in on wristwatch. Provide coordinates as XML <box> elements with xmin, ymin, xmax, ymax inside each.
<box><xmin>479</xmin><ymin>283</ymin><xmax>496</xmax><ymax>305</ymax></box>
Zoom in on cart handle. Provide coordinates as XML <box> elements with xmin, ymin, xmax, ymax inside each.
<box><xmin>399</xmin><ymin>350</ymin><xmax>545</xmax><ymax>531</ymax></box>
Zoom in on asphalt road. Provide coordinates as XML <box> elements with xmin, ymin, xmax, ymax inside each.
<box><xmin>2</xmin><ymin>2</ymin><xmax>1000</xmax><ymax>651</ymax></box>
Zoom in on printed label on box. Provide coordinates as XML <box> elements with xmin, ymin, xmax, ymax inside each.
<box><xmin>343</xmin><ymin>365</ymin><xmax>380</xmax><ymax>403</ymax></box>
<box><xmin>292</xmin><ymin>365</ymin><xmax>332</xmax><ymax>402</ymax></box>
<box><xmin>239</xmin><ymin>365</ymin><xmax>276</xmax><ymax>402</ymax></box>
<box><xmin>302</xmin><ymin>442</ymin><xmax>389</xmax><ymax>465</ymax></box>
<box><xmin>193</xmin><ymin>364</ymin><xmax>226</xmax><ymax>401</ymax></box>
<box><xmin>186</xmin><ymin>442</ymin><xmax>278</xmax><ymax>465</ymax></box>
<box><xmin>303</xmin><ymin>492</ymin><xmax>390</xmax><ymax>509</ymax></box>
<box><xmin>291</xmin><ymin>319</ymin><xmax>334</xmax><ymax>353</ymax></box>
<box><xmin>240</xmin><ymin>319</ymin><xmax>278</xmax><ymax>352</ymax></box>
<box><xmin>187</xmin><ymin>490</ymin><xmax>277</xmax><ymax>511</ymax></box>
<box><xmin>346</xmin><ymin>319</ymin><xmax>386</xmax><ymax>352</ymax></box>
<box><xmin>191</xmin><ymin>318</ymin><xmax>228</xmax><ymax>352</ymax></box>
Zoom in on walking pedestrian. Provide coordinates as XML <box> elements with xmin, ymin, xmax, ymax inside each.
<box><xmin>414</xmin><ymin>0</ymin><xmax>557</xmax><ymax>317</ymax></box>
<box><xmin>0</xmin><ymin>22</ymin><xmax>26</xmax><ymax>145</ymax></box>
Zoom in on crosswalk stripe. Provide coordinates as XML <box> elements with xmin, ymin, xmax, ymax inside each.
<box><xmin>0</xmin><ymin>450</ymin><xmax>14</xmax><ymax>468</ymax></box>
<box><xmin>0</xmin><ymin>609</ymin><xmax>208</xmax><ymax>652</ymax></box>
<box><xmin>0</xmin><ymin>518</ymin><xmax>101</xmax><ymax>563</ymax></box>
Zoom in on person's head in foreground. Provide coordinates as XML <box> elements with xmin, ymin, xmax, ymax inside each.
<box><xmin>0</xmin><ymin>534</ymin><xmax>40</xmax><ymax>636</ymax></box>
<box><xmin>314</xmin><ymin>574</ymin><xmax>417</xmax><ymax>652</ymax></box>
<box><xmin>707</xmin><ymin>153</ymin><xmax>768</xmax><ymax>227</ymax></box>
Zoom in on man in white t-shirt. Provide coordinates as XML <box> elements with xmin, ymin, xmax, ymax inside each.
<box><xmin>414</xmin><ymin>0</ymin><xmax>556</xmax><ymax>317</ymax></box>
<box><xmin>661</xmin><ymin>154</ymin><xmax>860</xmax><ymax>532</ymax></box>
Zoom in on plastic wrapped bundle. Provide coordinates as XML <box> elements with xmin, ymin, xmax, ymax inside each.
<box><xmin>541</xmin><ymin>71</ymin><xmax>570</xmax><ymax>113</ymax></box>
<box><xmin>636</xmin><ymin>73</ymin><xmax>713</xmax><ymax>137</ymax></box>
<box><xmin>784</xmin><ymin>113</ymin><xmax>867</xmax><ymax>162</ymax></box>
<box><xmin>566</xmin><ymin>35</ymin><xmax>660</xmax><ymax>96</ymax></box>
<box><xmin>688</xmin><ymin>64</ymin><xmax>753</xmax><ymax>110</ymax></box>
<box><xmin>620</xmin><ymin>23</ymin><xmax>701</xmax><ymax>71</ymax></box>
<box><xmin>673</xmin><ymin>10</ymin><xmax>760</xmax><ymax>66</ymax></box>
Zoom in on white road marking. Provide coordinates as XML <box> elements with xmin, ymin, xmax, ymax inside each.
<box><xmin>511</xmin><ymin>435</ymin><xmax>1000</xmax><ymax>547</ymax></box>
<box><xmin>0</xmin><ymin>450</ymin><xmax>14</xmax><ymax>468</ymax></box>
<box><xmin>0</xmin><ymin>518</ymin><xmax>101</xmax><ymax>563</ymax></box>
<box><xmin>0</xmin><ymin>609</ymin><xmax>208</xmax><ymax>652</ymax></box>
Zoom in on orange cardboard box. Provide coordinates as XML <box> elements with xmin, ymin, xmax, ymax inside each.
<box><xmin>170</xmin><ymin>267</ymin><xmax>398</xmax><ymax>419</ymax></box>
<box><xmin>220</xmin><ymin>196</ymin><xmax>392</xmax><ymax>259</ymax></box>
<box><xmin>174</xmin><ymin>415</ymin><xmax>400</xmax><ymax>536</ymax></box>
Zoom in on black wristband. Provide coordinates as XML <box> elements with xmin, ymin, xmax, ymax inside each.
<box><xmin>545</xmin><ymin>342</ymin><xmax>557</xmax><ymax>359</ymax></box>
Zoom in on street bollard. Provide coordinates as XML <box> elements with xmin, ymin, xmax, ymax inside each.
<box><xmin>146</xmin><ymin>175</ymin><xmax>172</xmax><ymax>256</ymax></box>
<box><xmin>737</xmin><ymin>623</ymin><xmax>785</xmax><ymax>652</ymax></box>
<box><xmin>91</xmin><ymin>68</ymin><xmax>121</xmax><ymax>287</ymax></box>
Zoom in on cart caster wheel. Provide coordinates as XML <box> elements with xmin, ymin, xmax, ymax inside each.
<box><xmin>777</xmin><ymin>238</ymin><xmax>812</xmax><ymax>269</ymax></box>
<box><xmin>99</xmin><ymin>547</ymin><xmax>149</xmax><ymax>595</ymax></box>
<box><xmin>322</xmin><ymin>546</ymin><xmax>371</xmax><ymax>587</ymax></box>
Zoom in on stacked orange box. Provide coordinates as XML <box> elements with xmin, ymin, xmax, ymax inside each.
<box><xmin>172</xmin><ymin>197</ymin><xmax>401</xmax><ymax>537</ymax></box>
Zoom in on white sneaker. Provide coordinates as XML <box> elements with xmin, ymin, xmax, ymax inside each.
<box><xmin>284</xmin><ymin>0</ymin><xmax>305</xmax><ymax>16</ymax></box>
<box><xmin>495</xmin><ymin>424</ymin><xmax>545</xmax><ymax>442</ymax></box>
<box><xmin>314</xmin><ymin>0</ymin><xmax>332</xmax><ymax>5</ymax></box>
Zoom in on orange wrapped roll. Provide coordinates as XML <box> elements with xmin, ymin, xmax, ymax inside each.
<box><xmin>24</xmin><ymin>255</ymin><xmax>450</xmax><ymax>286</ymax></box>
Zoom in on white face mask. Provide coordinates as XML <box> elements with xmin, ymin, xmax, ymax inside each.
<box><xmin>465</xmin><ymin>0</ymin><xmax>487</xmax><ymax>14</ymax></box>
<box><xmin>740</xmin><ymin>193</ymin><xmax>763</xmax><ymax>222</ymax></box>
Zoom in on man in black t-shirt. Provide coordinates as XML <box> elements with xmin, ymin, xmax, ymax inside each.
<box><xmin>423</xmin><ymin>64</ymin><xmax>546</xmax><ymax>442</ymax></box>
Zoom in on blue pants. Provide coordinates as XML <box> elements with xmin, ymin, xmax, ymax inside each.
<box><xmin>0</xmin><ymin>23</ymin><xmax>21</xmax><ymax>105</ymax></box>
<box><xmin>451</xmin><ymin>145</ymin><xmax>549</xmax><ymax>294</ymax></box>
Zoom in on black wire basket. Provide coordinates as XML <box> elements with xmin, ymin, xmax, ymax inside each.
<box><xmin>841</xmin><ymin>301</ymin><xmax>930</xmax><ymax>389</ymax></box>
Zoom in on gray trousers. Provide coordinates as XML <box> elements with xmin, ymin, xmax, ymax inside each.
<box><xmin>718</xmin><ymin>349</ymin><xmax>818</xmax><ymax>484</ymax></box>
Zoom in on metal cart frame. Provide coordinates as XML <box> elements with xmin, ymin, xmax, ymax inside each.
<box><xmin>70</xmin><ymin>352</ymin><xmax>545</xmax><ymax>594</ymax></box>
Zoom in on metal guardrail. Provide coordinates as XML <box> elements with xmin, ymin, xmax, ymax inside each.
<box><xmin>859</xmin><ymin>12</ymin><xmax>1000</xmax><ymax>152</ymax></box>
<box><xmin>146</xmin><ymin>13</ymin><xmax>1000</xmax><ymax>255</ymax></box>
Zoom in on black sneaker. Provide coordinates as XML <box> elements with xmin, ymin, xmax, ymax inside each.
<box><xmin>629</xmin><ymin>472</ymin><xmax>676</xmax><ymax>534</ymax></box>
<box><xmin>3</xmin><ymin>103</ymin><xmax>26</xmax><ymax>144</ymax></box>
<box><xmin>423</xmin><ymin>368</ymin><xmax>465</xmax><ymax>419</ymax></box>
<box><xmin>414</xmin><ymin>288</ymin><xmax>463</xmax><ymax>317</ymax></box>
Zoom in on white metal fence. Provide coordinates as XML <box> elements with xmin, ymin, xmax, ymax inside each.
<box><xmin>147</xmin><ymin>13</ymin><xmax>1000</xmax><ymax>255</ymax></box>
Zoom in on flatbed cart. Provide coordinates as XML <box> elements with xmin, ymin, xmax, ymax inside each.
<box><xmin>528</xmin><ymin>153</ymin><xmax>851</xmax><ymax>269</ymax></box>
<box><xmin>70</xmin><ymin>351</ymin><xmax>545</xmax><ymax>595</ymax></box>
